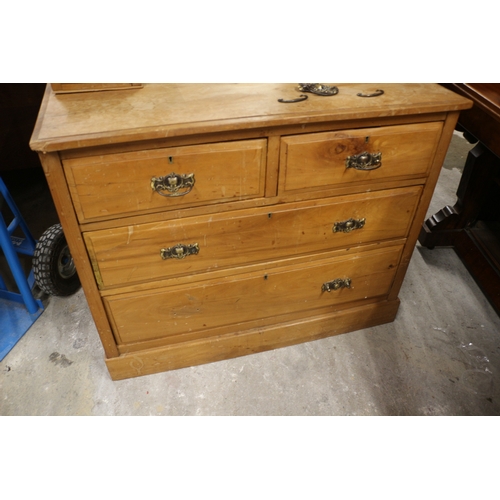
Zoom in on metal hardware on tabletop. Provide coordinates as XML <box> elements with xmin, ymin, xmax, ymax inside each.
<box><xmin>278</xmin><ymin>95</ymin><xmax>308</xmax><ymax>103</ymax></box>
<box><xmin>297</xmin><ymin>83</ymin><xmax>339</xmax><ymax>96</ymax></box>
<box><xmin>345</xmin><ymin>152</ymin><xmax>382</xmax><ymax>171</ymax></box>
<box><xmin>322</xmin><ymin>278</ymin><xmax>352</xmax><ymax>292</ymax></box>
<box><xmin>278</xmin><ymin>83</ymin><xmax>339</xmax><ymax>103</ymax></box>
<box><xmin>333</xmin><ymin>218</ymin><xmax>366</xmax><ymax>233</ymax></box>
<box><xmin>357</xmin><ymin>89</ymin><xmax>384</xmax><ymax>98</ymax></box>
<box><xmin>160</xmin><ymin>243</ymin><xmax>199</xmax><ymax>260</ymax></box>
<box><xmin>151</xmin><ymin>173</ymin><xmax>195</xmax><ymax>197</ymax></box>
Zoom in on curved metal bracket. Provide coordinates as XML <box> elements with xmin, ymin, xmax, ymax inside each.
<box><xmin>357</xmin><ymin>89</ymin><xmax>384</xmax><ymax>98</ymax></box>
<box><xmin>278</xmin><ymin>94</ymin><xmax>308</xmax><ymax>103</ymax></box>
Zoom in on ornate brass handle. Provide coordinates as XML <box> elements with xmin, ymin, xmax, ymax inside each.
<box><xmin>160</xmin><ymin>243</ymin><xmax>199</xmax><ymax>260</ymax></box>
<box><xmin>297</xmin><ymin>83</ymin><xmax>339</xmax><ymax>96</ymax></box>
<box><xmin>333</xmin><ymin>218</ymin><xmax>366</xmax><ymax>233</ymax></box>
<box><xmin>322</xmin><ymin>278</ymin><xmax>352</xmax><ymax>292</ymax></box>
<box><xmin>345</xmin><ymin>152</ymin><xmax>382</xmax><ymax>171</ymax></box>
<box><xmin>278</xmin><ymin>84</ymin><xmax>339</xmax><ymax>103</ymax></box>
<box><xmin>151</xmin><ymin>173</ymin><xmax>195</xmax><ymax>197</ymax></box>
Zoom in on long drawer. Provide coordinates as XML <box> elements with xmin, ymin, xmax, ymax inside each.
<box><xmin>85</xmin><ymin>186</ymin><xmax>421</xmax><ymax>289</ymax></box>
<box><xmin>104</xmin><ymin>244</ymin><xmax>404</xmax><ymax>345</ymax></box>
<box><xmin>63</xmin><ymin>139</ymin><xmax>268</xmax><ymax>222</ymax></box>
<box><xmin>280</xmin><ymin>122</ymin><xmax>443</xmax><ymax>193</ymax></box>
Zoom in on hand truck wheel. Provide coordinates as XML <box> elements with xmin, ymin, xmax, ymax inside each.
<box><xmin>33</xmin><ymin>223</ymin><xmax>81</xmax><ymax>296</ymax></box>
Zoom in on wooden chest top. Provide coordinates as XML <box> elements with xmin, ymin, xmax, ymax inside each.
<box><xmin>30</xmin><ymin>83</ymin><xmax>472</xmax><ymax>152</ymax></box>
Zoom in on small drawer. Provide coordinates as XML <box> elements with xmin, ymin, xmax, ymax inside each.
<box><xmin>85</xmin><ymin>186</ymin><xmax>421</xmax><ymax>289</ymax></box>
<box><xmin>104</xmin><ymin>244</ymin><xmax>403</xmax><ymax>345</ymax></box>
<box><xmin>63</xmin><ymin>139</ymin><xmax>267</xmax><ymax>222</ymax></box>
<box><xmin>280</xmin><ymin>122</ymin><xmax>443</xmax><ymax>193</ymax></box>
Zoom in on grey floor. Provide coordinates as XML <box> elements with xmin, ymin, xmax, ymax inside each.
<box><xmin>1</xmin><ymin>133</ymin><xmax>500</xmax><ymax>416</ymax></box>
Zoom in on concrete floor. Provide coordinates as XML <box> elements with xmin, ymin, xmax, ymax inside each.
<box><xmin>1</xmin><ymin>133</ymin><xmax>500</xmax><ymax>416</ymax></box>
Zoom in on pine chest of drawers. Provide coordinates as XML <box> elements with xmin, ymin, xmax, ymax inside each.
<box><xmin>30</xmin><ymin>84</ymin><xmax>472</xmax><ymax>380</ymax></box>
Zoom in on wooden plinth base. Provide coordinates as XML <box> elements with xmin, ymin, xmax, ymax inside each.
<box><xmin>105</xmin><ymin>299</ymin><xmax>400</xmax><ymax>380</ymax></box>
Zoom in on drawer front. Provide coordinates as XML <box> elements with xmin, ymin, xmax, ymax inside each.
<box><xmin>85</xmin><ymin>186</ymin><xmax>421</xmax><ymax>288</ymax></box>
<box><xmin>63</xmin><ymin>139</ymin><xmax>267</xmax><ymax>222</ymax></box>
<box><xmin>281</xmin><ymin>122</ymin><xmax>443</xmax><ymax>193</ymax></box>
<box><xmin>105</xmin><ymin>245</ymin><xmax>403</xmax><ymax>344</ymax></box>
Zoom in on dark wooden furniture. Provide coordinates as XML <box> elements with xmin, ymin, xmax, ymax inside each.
<box><xmin>0</xmin><ymin>84</ymin><xmax>46</xmax><ymax>172</ymax></box>
<box><xmin>419</xmin><ymin>84</ymin><xmax>500</xmax><ymax>316</ymax></box>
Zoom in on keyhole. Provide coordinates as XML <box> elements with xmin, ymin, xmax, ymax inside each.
<box><xmin>169</xmin><ymin>156</ymin><xmax>174</xmax><ymax>164</ymax></box>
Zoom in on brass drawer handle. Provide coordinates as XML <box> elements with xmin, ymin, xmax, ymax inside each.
<box><xmin>345</xmin><ymin>152</ymin><xmax>382</xmax><ymax>171</ymax></box>
<box><xmin>322</xmin><ymin>278</ymin><xmax>351</xmax><ymax>292</ymax></box>
<box><xmin>297</xmin><ymin>83</ymin><xmax>339</xmax><ymax>96</ymax></box>
<box><xmin>151</xmin><ymin>173</ymin><xmax>195</xmax><ymax>197</ymax></box>
<box><xmin>333</xmin><ymin>218</ymin><xmax>366</xmax><ymax>233</ymax></box>
<box><xmin>160</xmin><ymin>243</ymin><xmax>199</xmax><ymax>260</ymax></box>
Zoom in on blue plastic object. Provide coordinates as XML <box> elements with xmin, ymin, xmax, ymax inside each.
<box><xmin>0</xmin><ymin>177</ymin><xmax>44</xmax><ymax>361</ymax></box>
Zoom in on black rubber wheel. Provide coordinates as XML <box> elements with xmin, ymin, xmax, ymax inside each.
<box><xmin>33</xmin><ymin>223</ymin><xmax>81</xmax><ymax>296</ymax></box>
